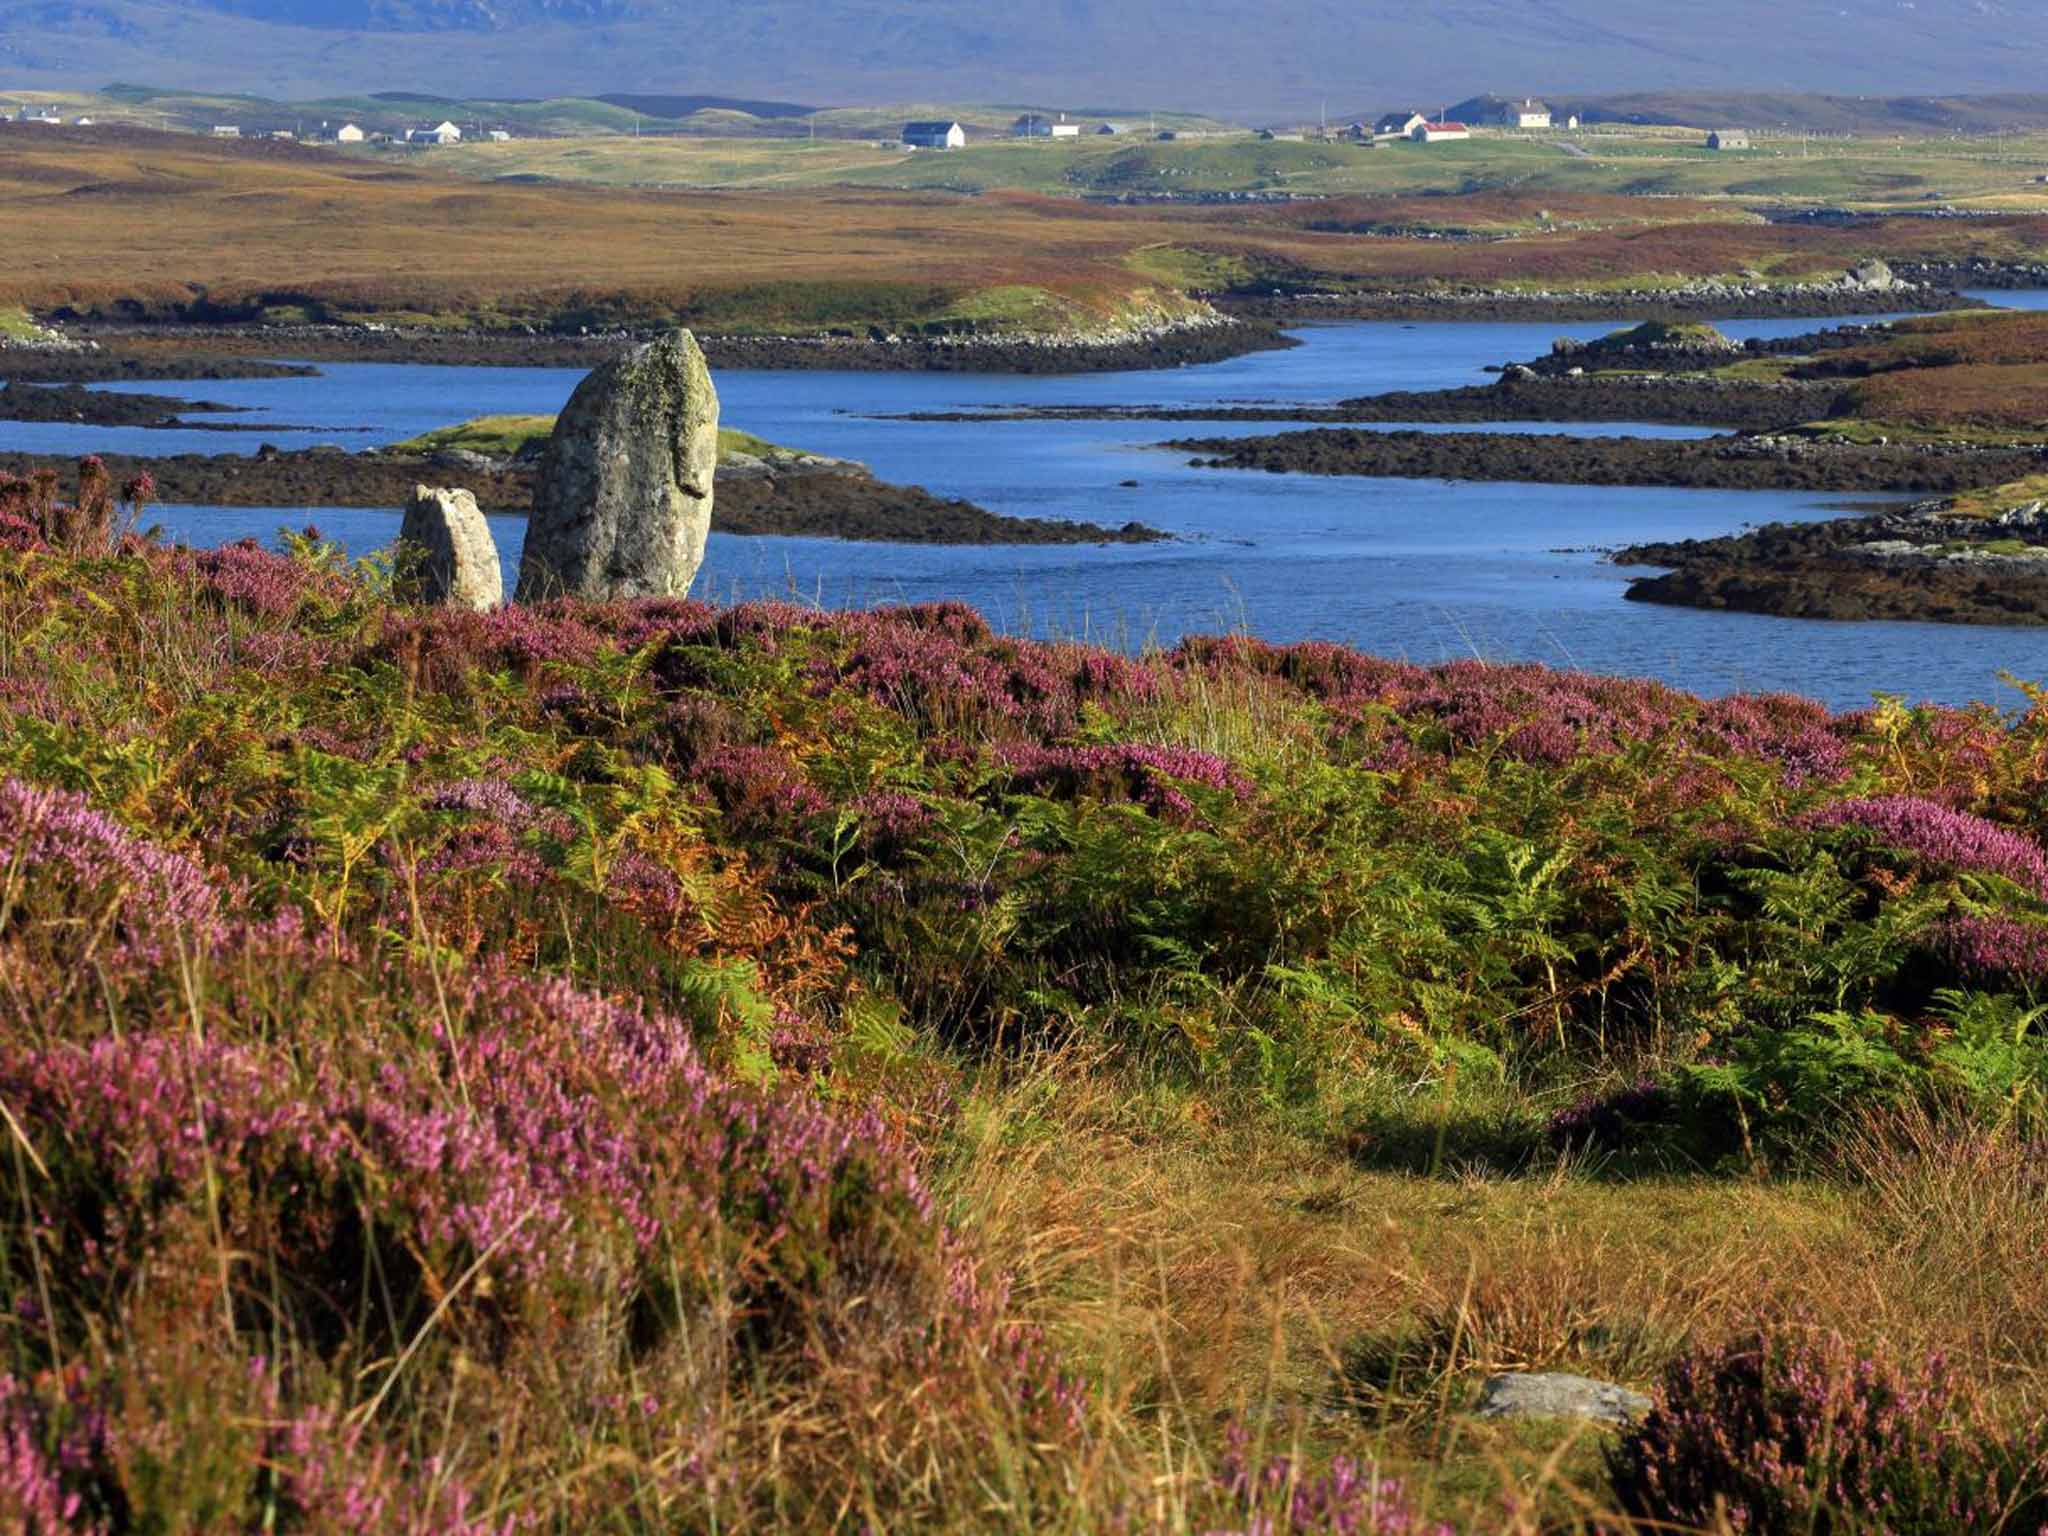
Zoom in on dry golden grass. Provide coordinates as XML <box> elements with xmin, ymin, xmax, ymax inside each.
<box><xmin>12</xmin><ymin>124</ymin><xmax>2048</xmax><ymax>333</ymax></box>
<box><xmin>937</xmin><ymin>1055</ymin><xmax>2048</xmax><ymax>1530</ymax></box>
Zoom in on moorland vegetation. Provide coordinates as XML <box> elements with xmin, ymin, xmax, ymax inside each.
<box><xmin>9</xmin><ymin>126</ymin><xmax>2048</xmax><ymax>340</ymax></box>
<box><xmin>5</xmin><ymin>463</ymin><xmax>2048</xmax><ymax>1528</ymax></box>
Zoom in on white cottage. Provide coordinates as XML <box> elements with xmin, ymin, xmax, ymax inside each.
<box><xmin>903</xmin><ymin>120</ymin><xmax>966</xmax><ymax>150</ymax></box>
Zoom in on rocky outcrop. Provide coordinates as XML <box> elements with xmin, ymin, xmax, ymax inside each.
<box><xmin>514</xmin><ymin>330</ymin><xmax>720</xmax><ymax>603</ymax></box>
<box><xmin>397</xmin><ymin>485</ymin><xmax>502</xmax><ymax>612</ymax></box>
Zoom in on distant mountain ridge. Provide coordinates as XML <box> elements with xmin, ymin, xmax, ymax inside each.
<box><xmin>6</xmin><ymin>0</ymin><xmax>2048</xmax><ymax>118</ymax></box>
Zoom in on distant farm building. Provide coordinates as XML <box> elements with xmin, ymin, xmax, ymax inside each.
<box><xmin>1412</xmin><ymin>120</ymin><xmax>1471</xmax><ymax>144</ymax></box>
<box><xmin>407</xmin><ymin>121</ymin><xmax>463</xmax><ymax>146</ymax></box>
<box><xmin>1451</xmin><ymin>95</ymin><xmax>1552</xmax><ymax>129</ymax></box>
<box><xmin>1258</xmin><ymin>128</ymin><xmax>1306</xmax><ymax>142</ymax></box>
<box><xmin>333</xmin><ymin>122</ymin><xmax>365</xmax><ymax>143</ymax></box>
<box><xmin>1096</xmin><ymin>122</ymin><xmax>1125</xmax><ymax>135</ymax></box>
<box><xmin>1375</xmin><ymin>111</ymin><xmax>1427</xmax><ymax>139</ymax></box>
<box><xmin>211</xmin><ymin>125</ymin><xmax>241</xmax><ymax>138</ymax></box>
<box><xmin>1707</xmin><ymin>129</ymin><xmax>1751</xmax><ymax>151</ymax></box>
<box><xmin>1013</xmin><ymin>114</ymin><xmax>1081</xmax><ymax>139</ymax></box>
<box><xmin>904</xmin><ymin>120</ymin><xmax>966</xmax><ymax>150</ymax></box>
<box><xmin>488</xmin><ymin>129</ymin><xmax>513</xmax><ymax>142</ymax></box>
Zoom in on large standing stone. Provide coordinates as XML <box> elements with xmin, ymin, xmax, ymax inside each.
<box><xmin>397</xmin><ymin>485</ymin><xmax>502</xmax><ymax>611</ymax></box>
<box><xmin>515</xmin><ymin>330</ymin><xmax>720</xmax><ymax>603</ymax></box>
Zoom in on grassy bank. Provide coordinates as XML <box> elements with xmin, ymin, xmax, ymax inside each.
<box><xmin>390</xmin><ymin>416</ymin><xmax>795</xmax><ymax>464</ymax></box>
<box><xmin>5</xmin><ymin>467</ymin><xmax>2048</xmax><ymax>1528</ymax></box>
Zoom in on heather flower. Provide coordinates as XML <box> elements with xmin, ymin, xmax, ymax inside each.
<box><xmin>1807</xmin><ymin>796</ymin><xmax>2048</xmax><ymax>897</ymax></box>
<box><xmin>0</xmin><ymin>1370</ymin><xmax>120</xmax><ymax>1535</ymax></box>
<box><xmin>1610</xmin><ymin>1322</ymin><xmax>2048</xmax><ymax>1533</ymax></box>
<box><xmin>701</xmin><ymin>745</ymin><xmax>830</xmax><ymax>830</ymax></box>
<box><xmin>427</xmin><ymin>778</ymin><xmax>536</xmax><ymax>825</ymax></box>
<box><xmin>850</xmin><ymin>789</ymin><xmax>933</xmax><ymax>845</ymax></box>
<box><xmin>4</xmin><ymin>956</ymin><xmax>944</xmax><ymax>1321</ymax></box>
<box><xmin>1205</xmin><ymin>1421</ymin><xmax>1450</xmax><ymax>1536</ymax></box>
<box><xmin>173</xmin><ymin>539</ymin><xmax>350</xmax><ymax>621</ymax></box>
<box><xmin>376</xmin><ymin>602</ymin><xmax>603</xmax><ymax>683</ymax></box>
<box><xmin>268</xmin><ymin>1402</ymin><xmax>520</xmax><ymax>1535</ymax></box>
<box><xmin>996</xmin><ymin>742</ymin><xmax>1252</xmax><ymax>818</ymax></box>
<box><xmin>1927</xmin><ymin>914</ymin><xmax>2048</xmax><ymax>986</ymax></box>
<box><xmin>1547</xmin><ymin>1077</ymin><xmax>1676</xmax><ymax>1153</ymax></box>
<box><xmin>0</xmin><ymin>776</ymin><xmax>227</xmax><ymax>962</ymax></box>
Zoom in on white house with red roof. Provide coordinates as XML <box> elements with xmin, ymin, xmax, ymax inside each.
<box><xmin>1411</xmin><ymin>119</ymin><xmax>1471</xmax><ymax>143</ymax></box>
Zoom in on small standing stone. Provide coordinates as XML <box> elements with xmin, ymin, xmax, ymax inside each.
<box><xmin>515</xmin><ymin>329</ymin><xmax>720</xmax><ymax>603</ymax></box>
<box><xmin>397</xmin><ymin>485</ymin><xmax>502</xmax><ymax>612</ymax></box>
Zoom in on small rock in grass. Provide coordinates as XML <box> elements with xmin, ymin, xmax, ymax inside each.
<box><xmin>1475</xmin><ymin>1372</ymin><xmax>1650</xmax><ymax>1426</ymax></box>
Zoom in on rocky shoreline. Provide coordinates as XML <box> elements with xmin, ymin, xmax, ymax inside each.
<box><xmin>0</xmin><ymin>381</ymin><xmax>241</xmax><ymax>427</ymax></box>
<box><xmin>1616</xmin><ymin>498</ymin><xmax>2048</xmax><ymax>626</ymax></box>
<box><xmin>0</xmin><ymin>448</ymin><xmax>1166</xmax><ymax>547</ymax></box>
<box><xmin>888</xmin><ymin>373</ymin><xmax>1839</xmax><ymax>432</ymax></box>
<box><xmin>1210</xmin><ymin>274</ymin><xmax>1974</xmax><ymax>326</ymax></box>
<box><xmin>0</xmin><ymin>349</ymin><xmax>319</xmax><ymax>385</ymax></box>
<box><xmin>1174</xmin><ymin>428</ymin><xmax>2048</xmax><ymax>494</ymax></box>
<box><xmin>4</xmin><ymin>314</ymin><xmax>1294</xmax><ymax>379</ymax></box>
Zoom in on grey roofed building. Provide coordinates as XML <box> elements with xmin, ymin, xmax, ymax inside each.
<box><xmin>1374</xmin><ymin>110</ymin><xmax>1426</xmax><ymax>137</ymax></box>
<box><xmin>1707</xmin><ymin>129</ymin><xmax>1752</xmax><ymax>150</ymax></box>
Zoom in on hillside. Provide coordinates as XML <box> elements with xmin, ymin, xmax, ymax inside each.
<box><xmin>1566</xmin><ymin>91</ymin><xmax>2048</xmax><ymax>134</ymax></box>
<box><xmin>7</xmin><ymin>0</ymin><xmax>2048</xmax><ymax>118</ymax></box>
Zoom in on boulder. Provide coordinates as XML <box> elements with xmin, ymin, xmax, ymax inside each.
<box><xmin>429</xmin><ymin>446</ymin><xmax>502</xmax><ymax>474</ymax></box>
<box><xmin>1475</xmin><ymin>1372</ymin><xmax>1650</xmax><ymax>1426</ymax></box>
<box><xmin>1847</xmin><ymin>259</ymin><xmax>1899</xmax><ymax>292</ymax></box>
<box><xmin>515</xmin><ymin>330</ymin><xmax>720</xmax><ymax>603</ymax></box>
<box><xmin>397</xmin><ymin>485</ymin><xmax>502</xmax><ymax>612</ymax></box>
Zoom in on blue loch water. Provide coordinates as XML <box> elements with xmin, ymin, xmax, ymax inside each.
<box><xmin>10</xmin><ymin>304</ymin><xmax>2048</xmax><ymax>711</ymax></box>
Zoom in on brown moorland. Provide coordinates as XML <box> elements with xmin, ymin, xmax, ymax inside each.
<box><xmin>1788</xmin><ymin>311</ymin><xmax>2048</xmax><ymax>431</ymax></box>
<box><xmin>11</xmin><ymin>124</ymin><xmax>2048</xmax><ymax>333</ymax></box>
